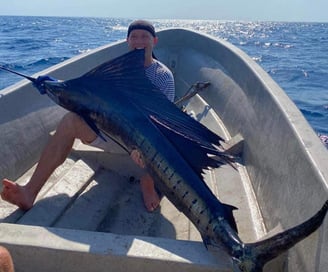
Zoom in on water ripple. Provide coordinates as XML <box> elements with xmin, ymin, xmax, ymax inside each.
<box><xmin>0</xmin><ymin>16</ymin><xmax>327</xmax><ymax>137</ymax></box>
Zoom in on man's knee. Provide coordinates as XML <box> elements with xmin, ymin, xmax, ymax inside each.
<box><xmin>59</xmin><ymin>112</ymin><xmax>96</xmax><ymax>142</ymax></box>
<box><xmin>58</xmin><ymin>112</ymin><xmax>86</xmax><ymax>135</ymax></box>
<box><xmin>61</xmin><ymin>112</ymin><xmax>83</xmax><ymax>127</ymax></box>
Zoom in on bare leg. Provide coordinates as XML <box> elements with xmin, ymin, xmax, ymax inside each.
<box><xmin>1</xmin><ymin>113</ymin><xmax>97</xmax><ymax>210</ymax></box>
<box><xmin>130</xmin><ymin>150</ymin><xmax>160</xmax><ymax>212</ymax></box>
<box><xmin>0</xmin><ymin>246</ymin><xmax>14</xmax><ymax>272</ymax></box>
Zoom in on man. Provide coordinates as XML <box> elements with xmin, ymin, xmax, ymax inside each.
<box><xmin>1</xmin><ymin>20</ymin><xmax>175</xmax><ymax>212</ymax></box>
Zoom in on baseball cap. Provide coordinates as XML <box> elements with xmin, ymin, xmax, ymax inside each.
<box><xmin>127</xmin><ymin>20</ymin><xmax>156</xmax><ymax>37</ymax></box>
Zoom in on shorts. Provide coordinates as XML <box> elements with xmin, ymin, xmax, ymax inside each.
<box><xmin>88</xmin><ymin>134</ymin><xmax>128</xmax><ymax>154</ymax></box>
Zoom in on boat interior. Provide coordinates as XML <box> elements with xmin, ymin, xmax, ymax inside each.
<box><xmin>0</xmin><ymin>29</ymin><xmax>327</xmax><ymax>272</ymax></box>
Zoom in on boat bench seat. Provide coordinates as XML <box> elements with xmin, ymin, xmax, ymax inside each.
<box><xmin>0</xmin><ymin>141</ymin><xmax>236</xmax><ymax>272</ymax></box>
<box><xmin>0</xmin><ymin>142</ymin><xmax>192</xmax><ymax>236</ymax></box>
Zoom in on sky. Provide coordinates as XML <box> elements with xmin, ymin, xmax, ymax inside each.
<box><xmin>1</xmin><ymin>0</ymin><xmax>328</xmax><ymax>22</ymax></box>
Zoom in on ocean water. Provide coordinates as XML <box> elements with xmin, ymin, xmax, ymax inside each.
<box><xmin>0</xmin><ymin>16</ymin><xmax>327</xmax><ymax>145</ymax></box>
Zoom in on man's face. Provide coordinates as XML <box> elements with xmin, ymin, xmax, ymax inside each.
<box><xmin>127</xmin><ymin>29</ymin><xmax>157</xmax><ymax>52</ymax></box>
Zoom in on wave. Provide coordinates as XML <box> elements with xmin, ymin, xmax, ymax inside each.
<box><xmin>1</xmin><ymin>57</ymin><xmax>69</xmax><ymax>73</ymax></box>
<box><xmin>28</xmin><ymin>57</ymin><xmax>69</xmax><ymax>67</ymax></box>
<box><xmin>300</xmin><ymin>108</ymin><xmax>325</xmax><ymax>118</ymax></box>
<box><xmin>0</xmin><ymin>57</ymin><xmax>70</xmax><ymax>90</ymax></box>
<box><xmin>1</xmin><ymin>16</ymin><xmax>327</xmax><ymax>141</ymax></box>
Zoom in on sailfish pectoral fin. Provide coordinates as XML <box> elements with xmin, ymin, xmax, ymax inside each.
<box><xmin>80</xmin><ymin>115</ymin><xmax>129</xmax><ymax>153</ymax></box>
<box><xmin>80</xmin><ymin>115</ymin><xmax>107</xmax><ymax>142</ymax></box>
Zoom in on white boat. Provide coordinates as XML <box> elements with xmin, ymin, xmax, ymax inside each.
<box><xmin>0</xmin><ymin>28</ymin><xmax>327</xmax><ymax>272</ymax></box>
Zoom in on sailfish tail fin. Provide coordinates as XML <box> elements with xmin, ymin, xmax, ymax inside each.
<box><xmin>234</xmin><ymin>200</ymin><xmax>328</xmax><ymax>272</ymax></box>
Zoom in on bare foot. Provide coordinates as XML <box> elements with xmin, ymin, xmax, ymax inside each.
<box><xmin>140</xmin><ymin>174</ymin><xmax>160</xmax><ymax>212</ymax></box>
<box><xmin>1</xmin><ymin>179</ymin><xmax>34</xmax><ymax>210</ymax></box>
<box><xmin>0</xmin><ymin>246</ymin><xmax>15</xmax><ymax>272</ymax></box>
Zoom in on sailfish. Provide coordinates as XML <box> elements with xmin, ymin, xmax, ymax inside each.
<box><xmin>1</xmin><ymin>49</ymin><xmax>327</xmax><ymax>272</ymax></box>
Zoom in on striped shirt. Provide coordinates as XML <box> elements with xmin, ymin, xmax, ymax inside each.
<box><xmin>145</xmin><ymin>60</ymin><xmax>175</xmax><ymax>102</ymax></box>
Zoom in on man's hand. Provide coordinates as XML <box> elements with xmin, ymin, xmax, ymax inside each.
<box><xmin>33</xmin><ymin>75</ymin><xmax>57</xmax><ymax>94</ymax></box>
<box><xmin>130</xmin><ymin>149</ymin><xmax>145</xmax><ymax>168</ymax></box>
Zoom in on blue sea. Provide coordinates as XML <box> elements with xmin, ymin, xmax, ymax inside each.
<box><xmin>0</xmin><ymin>16</ymin><xmax>327</xmax><ymax>146</ymax></box>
